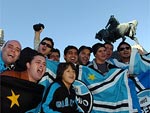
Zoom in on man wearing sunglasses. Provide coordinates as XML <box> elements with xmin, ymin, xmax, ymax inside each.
<box><xmin>33</xmin><ymin>23</ymin><xmax>54</xmax><ymax>56</ymax></box>
<box><xmin>38</xmin><ymin>37</ymin><xmax>54</xmax><ymax>56</ymax></box>
<box><xmin>117</xmin><ymin>41</ymin><xmax>131</xmax><ymax>64</ymax></box>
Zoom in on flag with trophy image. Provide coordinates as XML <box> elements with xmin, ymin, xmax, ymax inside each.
<box><xmin>0</xmin><ymin>76</ymin><xmax>44</xmax><ymax>113</ymax></box>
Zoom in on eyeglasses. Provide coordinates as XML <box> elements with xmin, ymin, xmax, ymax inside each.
<box><xmin>119</xmin><ymin>47</ymin><xmax>130</xmax><ymax>51</ymax></box>
<box><xmin>40</xmin><ymin>42</ymin><xmax>52</xmax><ymax>48</ymax></box>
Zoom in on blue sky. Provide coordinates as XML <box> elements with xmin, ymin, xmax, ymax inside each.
<box><xmin>1</xmin><ymin>0</ymin><xmax>150</xmax><ymax>61</ymax></box>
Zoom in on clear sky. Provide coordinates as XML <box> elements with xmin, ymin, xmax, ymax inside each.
<box><xmin>1</xmin><ymin>0</ymin><xmax>150</xmax><ymax>61</ymax></box>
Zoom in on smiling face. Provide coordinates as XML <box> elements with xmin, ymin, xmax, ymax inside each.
<box><xmin>95</xmin><ymin>47</ymin><xmax>107</xmax><ymax>64</ymax></box>
<box><xmin>62</xmin><ymin>65</ymin><xmax>76</xmax><ymax>89</ymax></box>
<box><xmin>2</xmin><ymin>40</ymin><xmax>21</xmax><ymax>67</ymax></box>
<box><xmin>78</xmin><ymin>48</ymin><xmax>91</xmax><ymax>65</ymax></box>
<box><xmin>64</xmin><ymin>49</ymin><xmax>78</xmax><ymax>64</ymax></box>
<box><xmin>118</xmin><ymin>44</ymin><xmax>131</xmax><ymax>63</ymax></box>
<box><xmin>26</xmin><ymin>55</ymin><xmax>46</xmax><ymax>83</ymax></box>
<box><xmin>104</xmin><ymin>43</ymin><xmax>113</xmax><ymax>59</ymax></box>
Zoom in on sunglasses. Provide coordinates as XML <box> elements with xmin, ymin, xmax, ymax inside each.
<box><xmin>40</xmin><ymin>42</ymin><xmax>52</xmax><ymax>48</ymax></box>
<box><xmin>119</xmin><ymin>47</ymin><xmax>130</xmax><ymax>51</ymax></box>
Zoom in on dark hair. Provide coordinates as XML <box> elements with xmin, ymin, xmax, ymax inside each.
<box><xmin>78</xmin><ymin>45</ymin><xmax>92</xmax><ymax>55</ymax></box>
<box><xmin>64</xmin><ymin>45</ymin><xmax>78</xmax><ymax>55</ymax></box>
<box><xmin>47</xmin><ymin>48</ymin><xmax>60</xmax><ymax>58</ymax></box>
<box><xmin>56</xmin><ymin>62</ymin><xmax>77</xmax><ymax>81</ymax></box>
<box><xmin>92</xmin><ymin>43</ymin><xmax>105</xmax><ymax>55</ymax></box>
<box><xmin>117</xmin><ymin>42</ymin><xmax>131</xmax><ymax>52</ymax></box>
<box><xmin>40</xmin><ymin>37</ymin><xmax>54</xmax><ymax>49</ymax></box>
<box><xmin>104</xmin><ymin>42</ymin><xmax>114</xmax><ymax>50</ymax></box>
<box><xmin>14</xmin><ymin>47</ymin><xmax>45</xmax><ymax>71</ymax></box>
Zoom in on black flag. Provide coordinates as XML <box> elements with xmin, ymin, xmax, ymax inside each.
<box><xmin>0</xmin><ymin>76</ymin><xmax>44</xmax><ymax>113</ymax></box>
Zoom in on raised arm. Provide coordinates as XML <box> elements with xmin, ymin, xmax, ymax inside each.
<box><xmin>33</xmin><ymin>23</ymin><xmax>44</xmax><ymax>50</ymax></box>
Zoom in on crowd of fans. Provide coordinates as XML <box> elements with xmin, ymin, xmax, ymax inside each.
<box><xmin>0</xmin><ymin>23</ymin><xmax>149</xmax><ymax>113</ymax></box>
